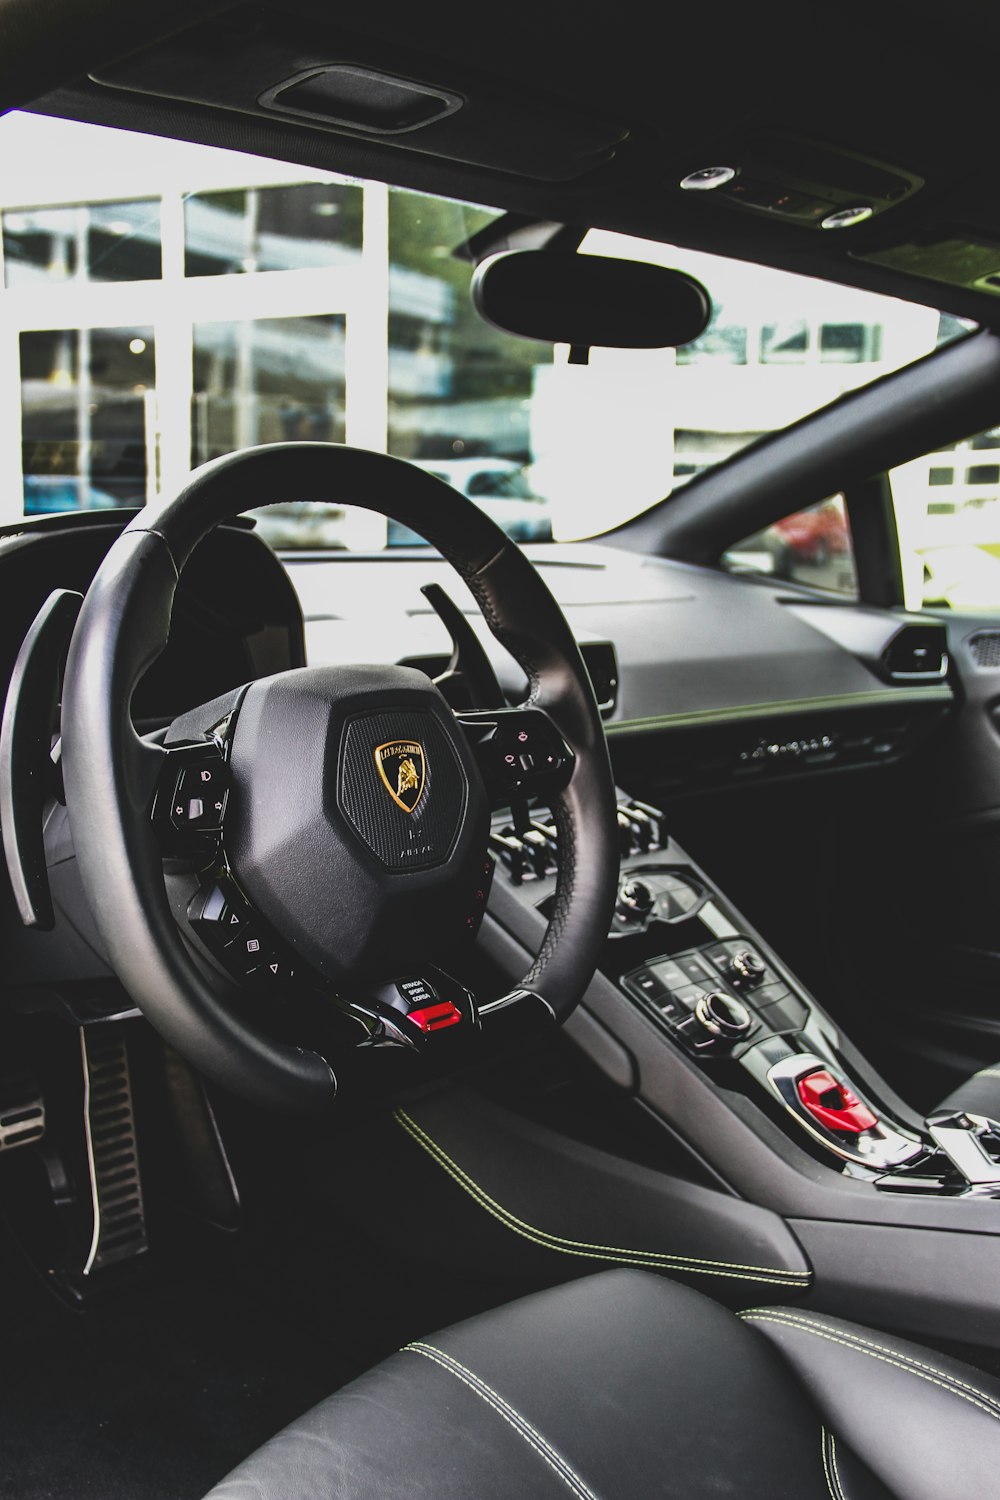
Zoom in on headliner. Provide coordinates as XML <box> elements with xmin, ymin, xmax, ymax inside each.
<box><xmin>4</xmin><ymin>0</ymin><xmax>1000</xmax><ymax>324</ymax></box>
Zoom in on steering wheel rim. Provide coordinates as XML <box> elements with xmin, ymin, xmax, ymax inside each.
<box><xmin>60</xmin><ymin>443</ymin><xmax>619</xmax><ymax>1112</ymax></box>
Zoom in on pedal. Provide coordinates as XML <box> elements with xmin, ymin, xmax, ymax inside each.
<box><xmin>81</xmin><ymin>1023</ymin><xmax>148</xmax><ymax>1274</ymax></box>
<box><xmin>0</xmin><ymin>1074</ymin><xmax>45</xmax><ymax>1151</ymax></box>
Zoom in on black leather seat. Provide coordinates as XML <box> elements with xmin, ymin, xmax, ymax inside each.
<box><xmin>204</xmin><ymin>1269</ymin><xmax>1000</xmax><ymax>1499</ymax></box>
<box><xmin>935</xmin><ymin>1063</ymin><xmax>1000</xmax><ymax>1122</ymax></box>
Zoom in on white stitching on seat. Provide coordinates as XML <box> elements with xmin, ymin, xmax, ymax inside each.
<box><xmin>822</xmin><ymin>1427</ymin><xmax>847</xmax><ymax>1500</ymax></box>
<box><xmin>740</xmin><ymin>1309</ymin><xmax>1000</xmax><ymax>1418</ymax></box>
<box><xmin>395</xmin><ymin>1109</ymin><xmax>811</xmax><ymax>1286</ymax></box>
<box><xmin>404</xmin><ymin>1342</ymin><xmax>602</xmax><ymax>1500</ymax></box>
<box><xmin>829</xmin><ymin>1433</ymin><xmax>847</xmax><ymax>1500</ymax></box>
<box><xmin>821</xmin><ymin>1426</ymin><xmax>836</xmax><ymax>1500</ymax></box>
<box><xmin>740</xmin><ymin>1311</ymin><xmax>1000</xmax><ymax>1425</ymax></box>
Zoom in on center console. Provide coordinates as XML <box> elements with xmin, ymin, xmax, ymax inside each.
<box><xmin>487</xmin><ymin>795</ymin><xmax>1000</xmax><ymax>1205</ymax></box>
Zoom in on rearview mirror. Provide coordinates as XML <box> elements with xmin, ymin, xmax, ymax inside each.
<box><xmin>471</xmin><ymin>249</ymin><xmax>711</xmax><ymax>352</ymax></box>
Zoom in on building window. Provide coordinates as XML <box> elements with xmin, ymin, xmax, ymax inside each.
<box><xmin>967</xmin><ymin>464</ymin><xmax>1000</xmax><ymax>486</ymax></box>
<box><xmin>760</xmin><ymin>320</ymin><xmax>809</xmax><ymax>363</ymax></box>
<box><xmin>20</xmin><ymin>326</ymin><xmax>156</xmax><ymax>510</ymax></box>
<box><xmin>184</xmin><ymin>182</ymin><xmax>363</xmax><ymax>277</ymax></box>
<box><xmin>928</xmin><ymin>466</ymin><xmax>955</xmax><ymax>486</ymax></box>
<box><xmin>191</xmin><ymin>314</ymin><xmax>347</xmax><ymax>466</ymax></box>
<box><xmin>675</xmin><ymin>312</ymin><xmax>747</xmax><ymax>365</ymax></box>
<box><xmin>819</xmin><ymin>322</ymin><xmax>881</xmax><ymax>363</ymax></box>
<box><xmin>3</xmin><ymin>201</ymin><xmax>162</xmax><ymax>286</ymax></box>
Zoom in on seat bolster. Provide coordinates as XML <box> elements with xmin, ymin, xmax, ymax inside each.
<box><xmin>742</xmin><ymin>1305</ymin><xmax>1000</xmax><ymax>1500</ymax></box>
<box><xmin>205</xmin><ymin>1270</ymin><xmax>838</xmax><ymax>1499</ymax></box>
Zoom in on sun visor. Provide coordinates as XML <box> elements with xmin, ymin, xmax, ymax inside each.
<box><xmin>857</xmin><ymin>233</ymin><xmax>1000</xmax><ymax>301</ymax></box>
<box><xmin>90</xmin><ymin>10</ymin><xmax>628</xmax><ymax>182</ymax></box>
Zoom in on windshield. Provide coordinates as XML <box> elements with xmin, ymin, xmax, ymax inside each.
<box><xmin>0</xmin><ymin>112</ymin><xmax>970</xmax><ymax>549</ymax></box>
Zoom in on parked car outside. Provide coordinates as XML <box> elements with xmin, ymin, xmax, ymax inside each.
<box><xmin>388</xmin><ymin>457</ymin><xmax>553</xmax><ymax>545</ymax></box>
<box><xmin>772</xmin><ymin>497</ymin><xmax>850</xmax><ymax>565</ymax></box>
<box><xmin>23</xmin><ymin>475</ymin><xmax>121</xmax><ymax>515</ymax></box>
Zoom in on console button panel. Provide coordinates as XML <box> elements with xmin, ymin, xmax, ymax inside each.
<box><xmin>623</xmin><ymin>940</ymin><xmax>806</xmax><ymax>1054</ymax></box>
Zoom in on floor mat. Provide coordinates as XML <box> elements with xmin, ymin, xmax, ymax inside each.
<box><xmin>0</xmin><ymin>1191</ymin><xmax>525</xmax><ymax>1500</ymax></box>
<box><xmin>0</xmin><ymin>1234</ymin><xmax>349</xmax><ymax>1500</ymax></box>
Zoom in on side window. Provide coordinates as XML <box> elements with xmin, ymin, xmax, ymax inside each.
<box><xmin>723</xmin><ymin>495</ymin><xmax>858</xmax><ymax>597</ymax></box>
<box><xmin>892</xmin><ymin>427</ymin><xmax>1000</xmax><ymax>609</ymax></box>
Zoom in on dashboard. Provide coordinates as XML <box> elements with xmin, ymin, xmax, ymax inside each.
<box><xmin>0</xmin><ymin>506</ymin><xmax>960</xmax><ymax>1144</ymax></box>
<box><xmin>0</xmin><ymin>509</ymin><xmax>954</xmax><ymax>800</ymax></box>
<box><xmin>285</xmin><ymin>540</ymin><xmax>955</xmax><ymax>799</ymax></box>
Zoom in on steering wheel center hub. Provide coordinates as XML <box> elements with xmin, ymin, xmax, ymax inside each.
<box><xmin>225</xmin><ymin>664</ymin><xmax>490</xmax><ymax>983</ymax></box>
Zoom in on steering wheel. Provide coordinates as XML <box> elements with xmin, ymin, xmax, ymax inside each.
<box><xmin>59</xmin><ymin>444</ymin><xmax>619</xmax><ymax>1112</ymax></box>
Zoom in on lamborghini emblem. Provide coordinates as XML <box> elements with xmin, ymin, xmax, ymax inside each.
<box><xmin>374</xmin><ymin>740</ymin><xmax>426</xmax><ymax>813</ymax></box>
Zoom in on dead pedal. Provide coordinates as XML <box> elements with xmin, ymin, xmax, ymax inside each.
<box><xmin>81</xmin><ymin>1023</ymin><xmax>148</xmax><ymax>1275</ymax></box>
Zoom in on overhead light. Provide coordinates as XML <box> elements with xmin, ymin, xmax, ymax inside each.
<box><xmin>128</xmin><ymin>338</ymin><xmax>146</xmax><ymax>355</ymax></box>
<box><xmin>679</xmin><ymin>166</ymin><xmax>738</xmax><ymax>192</ymax></box>
<box><xmin>820</xmin><ymin>205</ymin><xmax>874</xmax><ymax>230</ymax></box>
<box><xmin>105</xmin><ymin>221</ymin><xmax>132</xmax><ymax>236</ymax></box>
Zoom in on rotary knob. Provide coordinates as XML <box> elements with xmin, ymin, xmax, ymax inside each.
<box><xmin>693</xmin><ymin>990</ymin><xmax>753</xmax><ymax>1040</ymax></box>
<box><xmin>728</xmin><ymin>949</ymin><xmax>766</xmax><ymax>989</ymax></box>
<box><xmin>617</xmin><ymin>877</ymin><xmax>654</xmax><ymax>919</ymax></box>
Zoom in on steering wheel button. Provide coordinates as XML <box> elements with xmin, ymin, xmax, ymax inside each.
<box><xmin>229</xmin><ymin>931</ymin><xmax>270</xmax><ymax>976</ymax></box>
<box><xmin>175</xmin><ymin>764</ymin><xmax>229</xmax><ymax>830</ymax></box>
<box><xmin>256</xmin><ymin>955</ymin><xmax>295</xmax><ymax>983</ymax></box>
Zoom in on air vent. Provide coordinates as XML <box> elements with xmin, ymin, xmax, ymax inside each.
<box><xmin>580</xmin><ymin>641</ymin><xmax>620</xmax><ymax>718</ymax></box>
<box><xmin>882</xmin><ymin>625</ymin><xmax>948</xmax><ymax>681</ymax></box>
<box><xmin>969</xmin><ymin>631</ymin><xmax>1000</xmax><ymax>668</ymax></box>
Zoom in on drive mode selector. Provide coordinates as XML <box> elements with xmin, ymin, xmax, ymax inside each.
<box><xmin>728</xmin><ymin>949</ymin><xmax>766</xmax><ymax>988</ymax></box>
<box><xmin>693</xmin><ymin>990</ymin><xmax>753</xmax><ymax>1040</ymax></box>
<box><xmin>616</xmin><ymin>877</ymin><xmax>654</xmax><ymax>919</ymax></box>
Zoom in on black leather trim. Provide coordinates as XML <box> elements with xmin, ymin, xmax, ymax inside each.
<box><xmin>203</xmin><ymin>1271</ymin><xmax>848</xmax><ymax>1499</ymax></box>
<box><xmin>743</xmin><ymin>1303</ymin><xmax>1000</xmax><ymax>1500</ymax></box>
<box><xmin>367</xmin><ymin>1086</ymin><xmax>812</xmax><ymax>1294</ymax></box>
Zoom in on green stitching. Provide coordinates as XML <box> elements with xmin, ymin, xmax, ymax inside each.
<box><xmin>404</xmin><ymin>1342</ymin><xmax>601</xmax><ymax>1500</ymax></box>
<box><xmin>741</xmin><ymin>1308</ymin><xmax>1000</xmax><ymax>1419</ymax></box>
<box><xmin>395</xmin><ymin>1109</ymin><xmax>810</xmax><ymax>1286</ymax></box>
<box><xmin>742</xmin><ymin>1312</ymin><xmax>1000</xmax><ymax>1426</ymax></box>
